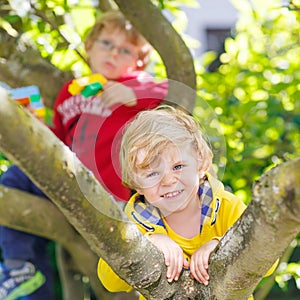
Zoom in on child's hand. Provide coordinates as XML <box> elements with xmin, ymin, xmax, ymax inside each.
<box><xmin>189</xmin><ymin>239</ymin><xmax>219</xmax><ymax>285</ymax></box>
<box><xmin>101</xmin><ymin>81</ymin><xmax>137</xmax><ymax>107</ymax></box>
<box><xmin>148</xmin><ymin>234</ymin><xmax>189</xmax><ymax>283</ymax></box>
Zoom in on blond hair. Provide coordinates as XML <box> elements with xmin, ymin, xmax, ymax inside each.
<box><xmin>85</xmin><ymin>10</ymin><xmax>151</xmax><ymax>70</ymax></box>
<box><xmin>120</xmin><ymin>105</ymin><xmax>213</xmax><ymax>189</ymax></box>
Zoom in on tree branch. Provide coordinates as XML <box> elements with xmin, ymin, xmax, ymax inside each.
<box><xmin>0</xmin><ymin>87</ymin><xmax>175</xmax><ymax>298</ymax></box>
<box><xmin>254</xmin><ymin>240</ymin><xmax>297</xmax><ymax>300</ymax></box>
<box><xmin>30</xmin><ymin>3</ymin><xmax>87</xmax><ymax>64</ymax></box>
<box><xmin>0</xmin><ymin>81</ymin><xmax>212</xmax><ymax>299</ymax></box>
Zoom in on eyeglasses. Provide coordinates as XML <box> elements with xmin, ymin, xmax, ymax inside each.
<box><xmin>95</xmin><ymin>39</ymin><xmax>138</xmax><ymax>60</ymax></box>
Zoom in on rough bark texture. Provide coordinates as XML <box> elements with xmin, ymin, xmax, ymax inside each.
<box><xmin>1</xmin><ymin>83</ymin><xmax>300</xmax><ymax>299</ymax></box>
<box><xmin>0</xmin><ymin>88</ymin><xmax>178</xmax><ymax>299</ymax></box>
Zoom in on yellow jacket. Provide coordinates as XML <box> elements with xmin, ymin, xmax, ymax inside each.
<box><xmin>98</xmin><ymin>174</ymin><xmax>275</xmax><ymax>299</ymax></box>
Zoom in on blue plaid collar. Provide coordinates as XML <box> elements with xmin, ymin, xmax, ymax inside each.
<box><xmin>199</xmin><ymin>179</ymin><xmax>213</xmax><ymax>233</ymax></box>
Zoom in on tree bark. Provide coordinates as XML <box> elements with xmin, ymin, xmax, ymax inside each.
<box><xmin>254</xmin><ymin>242</ymin><xmax>296</xmax><ymax>300</ymax></box>
<box><xmin>0</xmin><ymin>87</ymin><xmax>174</xmax><ymax>298</ymax></box>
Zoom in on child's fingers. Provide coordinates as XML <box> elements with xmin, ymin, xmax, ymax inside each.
<box><xmin>150</xmin><ymin>235</ymin><xmax>185</xmax><ymax>283</ymax></box>
<box><xmin>102</xmin><ymin>80</ymin><xmax>116</xmax><ymax>90</ymax></box>
<box><xmin>163</xmin><ymin>248</ymin><xmax>171</xmax><ymax>267</ymax></box>
<box><xmin>166</xmin><ymin>251</ymin><xmax>177</xmax><ymax>282</ymax></box>
<box><xmin>173</xmin><ymin>255</ymin><xmax>185</xmax><ymax>282</ymax></box>
<box><xmin>166</xmin><ymin>250</ymin><xmax>184</xmax><ymax>282</ymax></box>
<box><xmin>190</xmin><ymin>256</ymin><xmax>209</xmax><ymax>285</ymax></box>
<box><xmin>102</xmin><ymin>81</ymin><xmax>136</xmax><ymax>107</ymax></box>
<box><xmin>165</xmin><ymin>256</ymin><xmax>173</xmax><ymax>282</ymax></box>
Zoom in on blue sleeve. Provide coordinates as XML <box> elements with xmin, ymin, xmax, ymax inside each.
<box><xmin>0</xmin><ymin>165</ymin><xmax>47</xmax><ymax>198</ymax></box>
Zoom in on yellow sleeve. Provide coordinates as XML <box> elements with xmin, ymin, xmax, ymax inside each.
<box><xmin>215</xmin><ymin>190</ymin><xmax>247</xmax><ymax>236</ymax></box>
<box><xmin>97</xmin><ymin>258</ymin><xmax>133</xmax><ymax>293</ymax></box>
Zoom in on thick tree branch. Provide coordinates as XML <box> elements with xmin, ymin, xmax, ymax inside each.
<box><xmin>254</xmin><ymin>241</ymin><xmax>296</xmax><ymax>300</ymax></box>
<box><xmin>0</xmin><ymin>88</ymin><xmax>198</xmax><ymax>299</ymax></box>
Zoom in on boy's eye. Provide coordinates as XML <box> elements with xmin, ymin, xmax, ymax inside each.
<box><xmin>96</xmin><ymin>39</ymin><xmax>136</xmax><ymax>59</ymax></box>
<box><xmin>146</xmin><ymin>171</ymin><xmax>159</xmax><ymax>178</ymax></box>
<box><xmin>173</xmin><ymin>164</ymin><xmax>184</xmax><ymax>171</ymax></box>
<box><xmin>119</xmin><ymin>48</ymin><xmax>132</xmax><ymax>56</ymax></box>
<box><xmin>99</xmin><ymin>39</ymin><xmax>112</xmax><ymax>48</ymax></box>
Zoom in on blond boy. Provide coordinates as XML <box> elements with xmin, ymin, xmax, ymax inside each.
<box><xmin>98</xmin><ymin>106</ymin><xmax>260</xmax><ymax>298</ymax></box>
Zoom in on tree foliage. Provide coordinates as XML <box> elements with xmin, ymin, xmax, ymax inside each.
<box><xmin>197</xmin><ymin>0</ymin><xmax>300</xmax><ymax>200</ymax></box>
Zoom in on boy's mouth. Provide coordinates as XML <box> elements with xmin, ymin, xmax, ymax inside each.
<box><xmin>105</xmin><ymin>61</ymin><xmax>115</xmax><ymax>68</ymax></box>
<box><xmin>162</xmin><ymin>189</ymin><xmax>183</xmax><ymax>199</ymax></box>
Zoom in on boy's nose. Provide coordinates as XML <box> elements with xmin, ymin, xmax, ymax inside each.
<box><xmin>161</xmin><ymin>172</ymin><xmax>177</xmax><ymax>186</ymax></box>
<box><xmin>109</xmin><ymin>46</ymin><xmax>119</xmax><ymax>56</ymax></box>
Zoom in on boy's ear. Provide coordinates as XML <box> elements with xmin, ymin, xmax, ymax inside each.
<box><xmin>197</xmin><ymin>158</ymin><xmax>203</xmax><ymax>171</ymax></box>
<box><xmin>197</xmin><ymin>159</ymin><xmax>207</xmax><ymax>179</ymax></box>
<box><xmin>85</xmin><ymin>39</ymin><xmax>92</xmax><ymax>52</ymax></box>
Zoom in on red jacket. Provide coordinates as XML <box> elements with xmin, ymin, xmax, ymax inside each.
<box><xmin>51</xmin><ymin>71</ymin><xmax>167</xmax><ymax>201</ymax></box>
